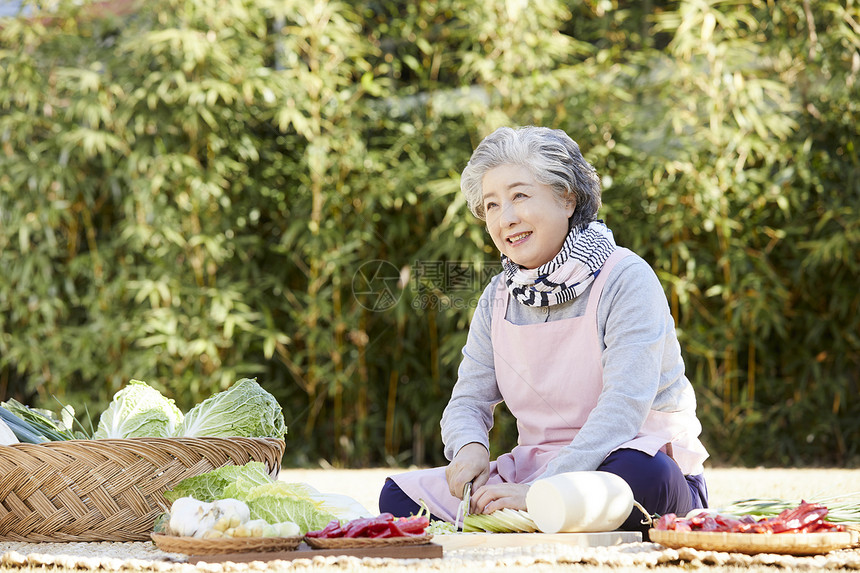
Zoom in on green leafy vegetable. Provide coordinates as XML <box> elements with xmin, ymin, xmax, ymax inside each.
<box><xmin>463</xmin><ymin>509</ymin><xmax>538</xmax><ymax>533</ymax></box>
<box><xmin>0</xmin><ymin>399</ymin><xmax>78</xmax><ymax>442</ymax></box>
<box><xmin>0</xmin><ymin>408</ymin><xmax>46</xmax><ymax>443</ymax></box>
<box><xmin>240</xmin><ymin>482</ymin><xmax>339</xmax><ymax>534</ymax></box>
<box><xmin>164</xmin><ymin>461</ymin><xmax>274</xmax><ymax>504</ymax></box>
<box><xmin>177</xmin><ymin>378</ymin><xmax>286</xmax><ymax>438</ymax></box>
<box><xmin>718</xmin><ymin>494</ymin><xmax>860</xmax><ymax>524</ymax></box>
<box><xmin>426</xmin><ymin>520</ymin><xmax>457</xmax><ymax>535</ymax></box>
<box><xmin>52</xmin><ymin>396</ymin><xmax>94</xmax><ymax>439</ymax></box>
<box><xmin>93</xmin><ymin>380</ymin><xmax>184</xmax><ymax>439</ymax></box>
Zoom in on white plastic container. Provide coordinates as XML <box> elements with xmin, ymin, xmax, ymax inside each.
<box><xmin>526</xmin><ymin>471</ymin><xmax>634</xmax><ymax>533</ymax></box>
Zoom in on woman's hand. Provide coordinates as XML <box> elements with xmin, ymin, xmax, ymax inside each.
<box><xmin>445</xmin><ymin>442</ymin><xmax>490</xmax><ymax>500</ymax></box>
<box><xmin>471</xmin><ymin>483</ymin><xmax>529</xmax><ymax>513</ymax></box>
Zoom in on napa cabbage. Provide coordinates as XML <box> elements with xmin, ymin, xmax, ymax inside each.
<box><xmin>94</xmin><ymin>380</ymin><xmax>183</xmax><ymax>439</ymax></box>
<box><xmin>164</xmin><ymin>461</ymin><xmax>274</xmax><ymax>504</ymax></box>
<box><xmin>241</xmin><ymin>482</ymin><xmax>338</xmax><ymax>534</ymax></box>
<box><xmin>177</xmin><ymin>378</ymin><xmax>286</xmax><ymax>439</ymax></box>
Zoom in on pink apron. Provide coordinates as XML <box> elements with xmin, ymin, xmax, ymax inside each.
<box><xmin>391</xmin><ymin>248</ymin><xmax>707</xmax><ymax>522</ymax></box>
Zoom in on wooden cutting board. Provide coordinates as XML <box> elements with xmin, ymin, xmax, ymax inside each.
<box><xmin>435</xmin><ymin>531</ymin><xmax>642</xmax><ymax>551</ymax></box>
<box><xmin>186</xmin><ymin>541</ymin><xmax>443</xmax><ymax>563</ymax></box>
<box><xmin>186</xmin><ymin>532</ymin><xmax>642</xmax><ymax>562</ymax></box>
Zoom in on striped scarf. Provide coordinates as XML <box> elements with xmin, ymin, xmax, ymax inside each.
<box><xmin>502</xmin><ymin>220</ymin><xmax>616</xmax><ymax>307</ymax></box>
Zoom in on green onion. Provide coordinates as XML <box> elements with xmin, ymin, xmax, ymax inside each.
<box><xmin>0</xmin><ymin>399</ymin><xmax>77</xmax><ymax>442</ymax></box>
<box><xmin>463</xmin><ymin>508</ymin><xmax>538</xmax><ymax>533</ymax></box>
<box><xmin>0</xmin><ymin>408</ymin><xmax>50</xmax><ymax>443</ymax></box>
<box><xmin>718</xmin><ymin>494</ymin><xmax>860</xmax><ymax>524</ymax></box>
<box><xmin>52</xmin><ymin>395</ymin><xmax>94</xmax><ymax>439</ymax></box>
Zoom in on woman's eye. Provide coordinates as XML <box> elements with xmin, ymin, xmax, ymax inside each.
<box><xmin>513</xmin><ymin>192</ymin><xmax>527</xmax><ymax>200</ymax></box>
<box><xmin>485</xmin><ymin>202</ymin><xmax>498</xmax><ymax>210</ymax></box>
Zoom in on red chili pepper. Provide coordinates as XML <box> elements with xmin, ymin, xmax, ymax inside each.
<box><xmin>306</xmin><ymin>519</ymin><xmax>344</xmax><ymax>538</ymax></box>
<box><xmin>307</xmin><ymin>513</ymin><xmax>430</xmax><ymax>539</ymax></box>
<box><xmin>396</xmin><ymin>515</ymin><xmax>430</xmax><ymax>534</ymax></box>
<box><xmin>651</xmin><ymin>502</ymin><xmax>844</xmax><ymax>534</ymax></box>
<box><xmin>653</xmin><ymin>514</ymin><xmax>677</xmax><ymax>530</ymax></box>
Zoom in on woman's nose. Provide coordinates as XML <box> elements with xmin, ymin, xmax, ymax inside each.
<box><xmin>500</xmin><ymin>202</ymin><xmax>520</xmax><ymax>226</ymax></box>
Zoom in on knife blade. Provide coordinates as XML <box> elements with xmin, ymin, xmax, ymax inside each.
<box><xmin>455</xmin><ymin>481</ymin><xmax>472</xmax><ymax>531</ymax></box>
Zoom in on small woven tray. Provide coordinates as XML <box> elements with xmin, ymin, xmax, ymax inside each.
<box><xmin>649</xmin><ymin>529</ymin><xmax>854</xmax><ymax>556</ymax></box>
<box><xmin>0</xmin><ymin>437</ymin><xmax>284</xmax><ymax>542</ymax></box>
<box><xmin>304</xmin><ymin>534</ymin><xmax>433</xmax><ymax>549</ymax></box>
<box><xmin>151</xmin><ymin>533</ymin><xmax>303</xmax><ymax>555</ymax></box>
<box><xmin>847</xmin><ymin>525</ymin><xmax>860</xmax><ymax>548</ymax></box>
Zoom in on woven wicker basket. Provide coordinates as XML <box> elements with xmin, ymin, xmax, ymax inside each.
<box><xmin>304</xmin><ymin>534</ymin><xmax>433</xmax><ymax>549</ymax></box>
<box><xmin>649</xmin><ymin>529</ymin><xmax>854</xmax><ymax>555</ymax></box>
<box><xmin>151</xmin><ymin>533</ymin><xmax>303</xmax><ymax>555</ymax></box>
<box><xmin>0</xmin><ymin>436</ymin><xmax>284</xmax><ymax>542</ymax></box>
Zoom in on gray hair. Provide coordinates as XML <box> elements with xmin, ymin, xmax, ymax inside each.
<box><xmin>460</xmin><ymin>126</ymin><xmax>602</xmax><ymax>228</ymax></box>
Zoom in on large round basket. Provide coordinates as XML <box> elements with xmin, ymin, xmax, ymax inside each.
<box><xmin>0</xmin><ymin>437</ymin><xmax>284</xmax><ymax>542</ymax></box>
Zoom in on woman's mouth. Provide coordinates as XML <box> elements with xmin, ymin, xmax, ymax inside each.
<box><xmin>506</xmin><ymin>232</ymin><xmax>532</xmax><ymax>246</ymax></box>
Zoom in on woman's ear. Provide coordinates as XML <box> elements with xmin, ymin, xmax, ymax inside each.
<box><xmin>564</xmin><ymin>196</ymin><xmax>576</xmax><ymax>219</ymax></box>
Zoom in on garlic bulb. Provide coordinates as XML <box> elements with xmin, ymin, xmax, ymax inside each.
<box><xmin>167</xmin><ymin>497</ymin><xmax>212</xmax><ymax>537</ymax></box>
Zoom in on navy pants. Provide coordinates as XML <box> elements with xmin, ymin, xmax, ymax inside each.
<box><xmin>379</xmin><ymin>448</ymin><xmax>708</xmax><ymax>534</ymax></box>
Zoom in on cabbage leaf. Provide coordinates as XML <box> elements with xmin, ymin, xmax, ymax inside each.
<box><xmin>94</xmin><ymin>380</ymin><xmax>183</xmax><ymax>439</ymax></box>
<box><xmin>164</xmin><ymin>461</ymin><xmax>274</xmax><ymax>504</ymax></box>
<box><xmin>177</xmin><ymin>378</ymin><xmax>286</xmax><ymax>438</ymax></box>
<box><xmin>240</xmin><ymin>482</ymin><xmax>339</xmax><ymax>534</ymax></box>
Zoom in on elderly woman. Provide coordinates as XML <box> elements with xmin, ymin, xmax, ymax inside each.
<box><xmin>379</xmin><ymin>126</ymin><xmax>709</xmax><ymax>532</ymax></box>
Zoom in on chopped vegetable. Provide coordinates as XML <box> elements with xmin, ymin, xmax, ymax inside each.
<box><xmin>716</xmin><ymin>494</ymin><xmax>860</xmax><ymax>525</ymax></box>
<box><xmin>306</xmin><ymin>513</ymin><xmax>429</xmax><ymax>539</ymax></box>
<box><xmin>426</xmin><ymin>520</ymin><xmax>456</xmax><ymax>535</ymax></box>
<box><xmin>657</xmin><ymin>501</ymin><xmax>847</xmax><ymax>533</ymax></box>
<box><xmin>177</xmin><ymin>378</ymin><xmax>286</xmax><ymax>439</ymax></box>
<box><xmin>94</xmin><ymin>380</ymin><xmax>183</xmax><ymax>439</ymax></box>
<box><xmin>463</xmin><ymin>508</ymin><xmax>538</xmax><ymax>533</ymax></box>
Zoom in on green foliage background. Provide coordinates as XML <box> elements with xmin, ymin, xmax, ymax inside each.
<box><xmin>1</xmin><ymin>0</ymin><xmax>857</xmax><ymax>468</ymax></box>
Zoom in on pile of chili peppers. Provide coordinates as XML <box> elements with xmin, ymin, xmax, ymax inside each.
<box><xmin>306</xmin><ymin>513</ymin><xmax>430</xmax><ymax>539</ymax></box>
<box><xmin>655</xmin><ymin>501</ymin><xmax>847</xmax><ymax>533</ymax></box>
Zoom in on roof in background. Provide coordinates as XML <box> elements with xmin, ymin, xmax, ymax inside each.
<box><xmin>0</xmin><ymin>0</ymin><xmax>136</xmax><ymax>20</ymax></box>
<box><xmin>0</xmin><ymin>1</ymin><xmax>29</xmax><ymax>18</ymax></box>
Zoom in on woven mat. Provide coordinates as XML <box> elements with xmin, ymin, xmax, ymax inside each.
<box><xmin>0</xmin><ymin>540</ymin><xmax>859</xmax><ymax>571</ymax></box>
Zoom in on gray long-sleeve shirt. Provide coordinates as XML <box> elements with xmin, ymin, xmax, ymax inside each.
<box><xmin>440</xmin><ymin>251</ymin><xmax>703</xmax><ymax>480</ymax></box>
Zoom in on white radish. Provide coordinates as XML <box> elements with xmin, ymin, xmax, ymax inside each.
<box><xmin>526</xmin><ymin>471</ymin><xmax>635</xmax><ymax>533</ymax></box>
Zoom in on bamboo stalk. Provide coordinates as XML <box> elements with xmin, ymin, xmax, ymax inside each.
<box><xmin>385</xmin><ymin>369</ymin><xmax>398</xmax><ymax>455</ymax></box>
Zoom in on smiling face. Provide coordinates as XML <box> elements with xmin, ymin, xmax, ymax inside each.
<box><xmin>482</xmin><ymin>164</ymin><xmax>576</xmax><ymax>270</ymax></box>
